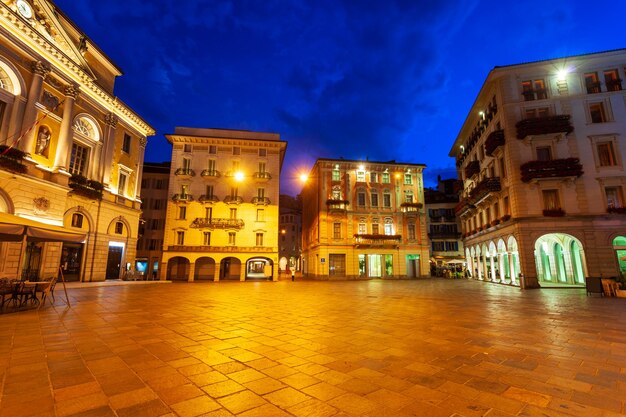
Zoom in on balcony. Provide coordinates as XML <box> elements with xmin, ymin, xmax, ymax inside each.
<box><xmin>201</xmin><ymin>169</ymin><xmax>221</xmax><ymax>179</ymax></box>
<box><xmin>326</xmin><ymin>199</ymin><xmax>349</xmax><ymax>211</ymax></box>
<box><xmin>586</xmin><ymin>81</ymin><xmax>601</xmax><ymax>94</ymax></box>
<box><xmin>515</xmin><ymin>115</ymin><xmax>573</xmax><ymax>139</ymax></box>
<box><xmin>175</xmin><ymin>168</ymin><xmax>195</xmax><ymax>178</ymax></box>
<box><xmin>400</xmin><ymin>202</ymin><xmax>423</xmax><ymax>213</ymax></box>
<box><xmin>198</xmin><ymin>194</ymin><xmax>219</xmax><ymax>203</ymax></box>
<box><xmin>172</xmin><ymin>193</ymin><xmax>193</xmax><ymax>202</ymax></box>
<box><xmin>428</xmin><ymin>231</ymin><xmax>462</xmax><ymax>239</ymax></box>
<box><xmin>0</xmin><ymin>145</ymin><xmax>27</xmax><ymax>174</ymax></box>
<box><xmin>520</xmin><ymin>158</ymin><xmax>583</xmax><ymax>183</ymax></box>
<box><xmin>353</xmin><ymin>234</ymin><xmax>402</xmax><ymax>248</ymax></box>
<box><xmin>223</xmin><ymin>195</ymin><xmax>243</xmax><ymax>204</ymax></box>
<box><xmin>68</xmin><ymin>175</ymin><xmax>104</xmax><ymax>200</ymax></box>
<box><xmin>455</xmin><ymin>199</ymin><xmax>475</xmax><ymax>216</ymax></box>
<box><xmin>543</xmin><ymin>208</ymin><xmax>565</xmax><ymax>217</ymax></box>
<box><xmin>484</xmin><ymin>130</ymin><xmax>505</xmax><ymax>156</ymax></box>
<box><xmin>253</xmin><ymin>172</ymin><xmax>272</xmax><ymax>181</ymax></box>
<box><xmin>252</xmin><ymin>196</ymin><xmax>271</xmax><ymax>205</ymax></box>
<box><xmin>468</xmin><ymin>177</ymin><xmax>501</xmax><ymax>206</ymax></box>
<box><xmin>606</xmin><ymin>79</ymin><xmax>623</xmax><ymax>92</ymax></box>
<box><xmin>464</xmin><ymin>161</ymin><xmax>480</xmax><ymax>179</ymax></box>
<box><xmin>190</xmin><ymin>217</ymin><xmax>245</xmax><ymax>230</ymax></box>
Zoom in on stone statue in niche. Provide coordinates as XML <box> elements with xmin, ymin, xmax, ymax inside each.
<box><xmin>36</xmin><ymin>126</ymin><xmax>50</xmax><ymax>155</ymax></box>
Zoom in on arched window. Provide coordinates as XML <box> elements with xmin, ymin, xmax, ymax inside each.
<box><xmin>0</xmin><ymin>67</ymin><xmax>13</xmax><ymax>93</ymax></box>
<box><xmin>72</xmin><ymin>116</ymin><xmax>99</xmax><ymax>141</ymax></box>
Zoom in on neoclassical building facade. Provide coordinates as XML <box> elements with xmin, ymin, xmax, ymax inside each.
<box><xmin>450</xmin><ymin>49</ymin><xmax>626</xmax><ymax>288</ymax></box>
<box><xmin>301</xmin><ymin>158</ymin><xmax>429</xmax><ymax>279</ymax></box>
<box><xmin>161</xmin><ymin>127</ymin><xmax>286</xmax><ymax>282</ymax></box>
<box><xmin>0</xmin><ymin>0</ymin><xmax>153</xmax><ymax>281</ymax></box>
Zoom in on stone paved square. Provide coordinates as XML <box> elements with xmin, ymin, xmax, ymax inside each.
<box><xmin>1</xmin><ymin>279</ymin><xmax>625</xmax><ymax>416</ymax></box>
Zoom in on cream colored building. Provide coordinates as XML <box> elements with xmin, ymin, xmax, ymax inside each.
<box><xmin>450</xmin><ymin>49</ymin><xmax>626</xmax><ymax>288</ymax></box>
<box><xmin>301</xmin><ymin>158</ymin><xmax>429</xmax><ymax>279</ymax></box>
<box><xmin>161</xmin><ymin>127</ymin><xmax>286</xmax><ymax>282</ymax></box>
<box><xmin>0</xmin><ymin>0</ymin><xmax>153</xmax><ymax>281</ymax></box>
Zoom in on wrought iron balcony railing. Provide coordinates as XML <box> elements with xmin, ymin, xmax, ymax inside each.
<box><xmin>198</xmin><ymin>194</ymin><xmax>220</xmax><ymax>203</ymax></box>
<box><xmin>252</xmin><ymin>196</ymin><xmax>271</xmax><ymax>205</ymax></box>
<box><xmin>464</xmin><ymin>160</ymin><xmax>480</xmax><ymax>178</ymax></box>
<box><xmin>175</xmin><ymin>168</ymin><xmax>195</xmax><ymax>177</ymax></box>
<box><xmin>201</xmin><ymin>169</ymin><xmax>221</xmax><ymax>178</ymax></box>
<box><xmin>190</xmin><ymin>217</ymin><xmax>245</xmax><ymax>229</ymax></box>
<box><xmin>516</xmin><ymin>115</ymin><xmax>573</xmax><ymax>139</ymax></box>
<box><xmin>484</xmin><ymin>130</ymin><xmax>505</xmax><ymax>156</ymax></box>
<box><xmin>223</xmin><ymin>195</ymin><xmax>243</xmax><ymax>204</ymax></box>
<box><xmin>326</xmin><ymin>199</ymin><xmax>349</xmax><ymax>211</ymax></box>
<box><xmin>468</xmin><ymin>177</ymin><xmax>501</xmax><ymax>205</ymax></box>
<box><xmin>353</xmin><ymin>234</ymin><xmax>402</xmax><ymax>246</ymax></box>
<box><xmin>520</xmin><ymin>158</ymin><xmax>583</xmax><ymax>183</ymax></box>
<box><xmin>253</xmin><ymin>172</ymin><xmax>272</xmax><ymax>180</ymax></box>
<box><xmin>172</xmin><ymin>193</ymin><xmax>193</xmax><ymax>202</ymax></box>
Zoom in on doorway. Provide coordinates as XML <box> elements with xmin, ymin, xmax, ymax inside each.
<box><xmin>106</xmin><ymin>244</ymin><xmax>123</xmax><ymax>279</ymax></box>
<box><xmin>60</xmin><ymin>243</ymin><xmax>83</xmax><ymax>282</ymax></box>
<box><xmin>22</xmin><ymin>241</ymin><xmax>42</xmax><ymax>281</ymax></box>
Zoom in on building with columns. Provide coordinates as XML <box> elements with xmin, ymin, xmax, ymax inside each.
<box><xmin>450</xmin><ymin>49</ymin><xmax>626</xmax><ymax>288</ymax></box>
<box><xmin>161</xmin><ymin>127</ymin><xmax>286</xmax><ymax>282</ymax></box>
<box><xmin>301</xmin><ymin>158</ymin><xmax>429</xmax><ymax>279</ymax></box>
<box><xmin>0</xmin><ymin>0</ymin><xmax>154</xmax><ymax>281</ymax></box>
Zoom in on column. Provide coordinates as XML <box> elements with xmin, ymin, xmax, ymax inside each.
<box><xmin>133</xmin><ymin>137</ymin><xmax>147</xmax><ymax>199</ymax></box>
<box><xmin>214</xmin><ymin>262</ymin><xmax>220</xmax><ymax>282</ymax></box>
<box><xmin>159</xmin><ymin>261</ymin><xmax>167</xmax><ymax>281</ymax></box>
<box><xmin>89</xmin><ymin>141</ymin><xmax>102</xmax><ymax>180</ymax></box>
<box><xmin>20</xmin><ymin>61</ymin><xmax>50</xmax><ymax>154</ymax></box>
<box><xmin>54</xmin><ymin>84</ymin><xmax>79</xmax><ymax>171</ymax></box>
<box><xmin>100</xmin><ymin>113</ymin><xmax>118</xmax><ymax>185</ymax></box>
<box><xmin>188</xmin><ymin>262</ymin><xmax>195</xmax><ymax>282</ymax></box>
<box><xmin>508</xmin><ymin>252</ymin><xmax>516</xmax><ymax>285</ymax></box>
<box><xmin>476</xmin><ymin>255</ymin><xmax>482</xmax><ymax>280</ymax></box>
<box><xmin>240</xmin><ymin>260</ymin><xmax>246</xmax><ymax>281</ymax></box>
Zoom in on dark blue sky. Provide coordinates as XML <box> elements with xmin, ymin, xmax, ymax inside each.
<box><xmin>55</xmin><ymin>0</ymin><xmax>626</xmax><ymax>195</ymax></box>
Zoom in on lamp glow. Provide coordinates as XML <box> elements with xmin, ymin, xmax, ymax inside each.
<box><xmin>557</xmin><ymin>68</ymin><xmax>568</xmax><ymax>81</ymax></box>
<box><xmin>234</xmin><ymin>171</ymin><xmax>244</xmax><ymax>181</ymax></box>
<box><xmin>299</xmin><ymin>173</ymin><xmax>309</xmax><ymax>183</ymax></box>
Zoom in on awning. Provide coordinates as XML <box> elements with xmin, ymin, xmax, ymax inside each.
<box><xmin>0</xmin><ymin>212</ymin><xmax>86</xmax><ymax>243</ymax></box>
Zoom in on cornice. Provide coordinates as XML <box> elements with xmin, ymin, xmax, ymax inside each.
<box><xmin>0</xmin><ymin>3</ymin><xmax>155</xmax><ymax>137</ymax></box>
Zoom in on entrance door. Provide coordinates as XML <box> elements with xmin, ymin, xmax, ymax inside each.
<box><xmin>61</xmin><ymin>243</ymin><xmax>83</xmax><ymax>282</ymax></box>
<box><xmin>368</xmin><ymin>254</ymin><xmax>382</xmax><ymax>278</ymax></box>
<box><xmin>22</xmin><ymin>241</ymin><xmax>42</xmax><ymax>281</ymax></box>
<box><xmin>106</xmin><ymin>246</ymin><xmax>123</xmax><ymax>279</ymax></box>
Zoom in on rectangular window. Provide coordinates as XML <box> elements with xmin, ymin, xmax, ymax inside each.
<box><xmin>182</xmin><ymin>157</ymin><xmax>191</xmax><ymax>171</ymax></box>
<box><xmin>71</xmin><ymin>213</ymin><xmax>83</xmax><ymax>228</ymax></box>
<box><xmin>232</xmin><ymin>160</ymin><xmax>240</xmax><ymax>171</ymax></box>
<box><xmin>256</xmin><ymin>209</ymin><xmax>265</xmax><ymax>221</ymax></box>
<box><xmin>358</xmin><ymin>223</ymin><xmax>366</xmax><ymax>234</ymax></box>
<box><xmin>122</xmin><ymin>134</ymin><xmax>131</xmax><ymax>153</ymax></box>
<box><xmin>206</xmin><ymin>185</ymin><xmax>214</xmax><ymax>197</ymax></box>
<box><xmin>332</xmin><ymin>188</ymin><xmax>342</xmax><ymax>200</ymax></box>
<box><xmin>371</xmin><ymin>193</ymin><xmax>378</xmax><ymax>207</ymax></box>
<box><xmin>152</xmin><ymin>199</ymin><xmax>162</xmax><ymax>210</ymax></box>
<box><xmin>332</xmin><ymin>169</ymin><xmax>340</xmax><ymax>181</ymax></box>
<box><xmin>333</xmin><ymin>222</ymin><xmax>341</xmax><ymax>239</ymax></box>
<box><xmin>589</xmin><ymin>102</ymin><xmax>606</xmax><ymax>123</ymax></box>
<box><xmin>370</xmin><ymin>172</ymin><xmax>378</xmax><ymax>183</ymax></box>
<box><xmin>118</xmin><ymin>171</ymin><xmax>128</xmax><ymax>196</ymax></box>
<box><xmin>154</xmin><ymin>179</ymin><xmax>165</xmax><ymax>189</ymax></box>
<box><xmin>230</xmin><ymin>187</ymin><xmax>238</xmax><ymax>197</ymax></box>
<box><xmin>585</xmin><ymin>72</ymin><xmax>601</xmax><ymax>94</ymax></box>
<box><xmin>258</xmin><ymin>161</ymin><xmax>266</xmax><ymax>173</ymax></box>
<box><xmin>383</xmin><ymin>192</ymin><xmax>391</xmax><ymax>208</ymax></box>
<box><xmin>536</xmin><ymin>146</ymin><xmax>552</xmax><ymax>161</ymax></box>
<box><xmin>178</xmin><ymin>206</ymin><xmax>186</xmax><ymax>220</ymax></box>
<box><xmin>233</xmin><ymin>146</ymin><xmax>240</xmax><ymax>155</ymax></box>
<box><xmin>230</xmin><ymin>208</ymin><xmax>237</xmax><ymax>219</ymax></box>
<box><xmin>149</xmin><ymin>239</ymin><xmax>158</xmax><ymax>250</ymax></box>
<box><xmin>141</xmin><ymin>179</ymin><xmax>148</xmax><ymax>189</ymax></box>
<box><xmin>499</xmin><ymin>158</ymin><xmax>506</xmax><ymax>178</ymax></box>
<box><xmin>522</xmin><ymin>79</ymin><xmax>546</xmax><ymax>101</ymax></box>
<box><xmin>203</xmin><ymin>232</ymin><xmax>211</xmax><ymax>246</ymax></box>
<box><xmin>209</xmin><ymin>145</ymin><xmax>217</xmax><ymax>154</ymax></box>
<box><xmin>408</xmin><ymin>224</ymin><xmax>416</xmax><ymax>240</ymax></box>
<box><xmin>606</xmin><ymin>186</ymin><xmax>623</xmax><ymax>208</ymax></box>
<box><xmin>597</xmin><ymin>142</ymin><xmax>617</xmax><ymax>166</ymax></box>
<box><xmin>256</xmin><ymin>233</ymin><xmax>264</xmax><ymax>246</ymax></box>
<box><xmin>228</xmin><ymin>232</ymin><xmax>236</xmax><ymax>245</ymax></box>
<box><xmin>257</xmin><ymin>188</ymin><xmax>265</xmax><ymax>198</ymax></box>
<box><xmin>204</xmin><ymin>207</ymin><xmax>212</xmax><ymax>219</ymax></box>
<box><xmin>207</xmin><ymin>159</ymin><xmax>216</xmax><ymax>171</ymax></box>
<box><xmin>542</xmin><ymin>189</ymin><xmax>560</xmax><ymax>210</ymax></box>
<box><xmin>382</xmin><ymin>172</ymin><xmax>390</xmax><ymax>183</ymax></box>
<box><xmin>525</xmin><ymin>107</ymin><xmax>550</xmax><ymax>119</ymax></box>
<box><xmin>604</xmin><ymin>69</ymin><xmax>621</xmax><ymax>92</ymax></box>
<box><xmin>405</xmin><ymin>193</ymin><xmax>414</xmax><ymax>203</ymax></box>
<box><xmin>404</xmin><ymin>173</ymin><xmax>412</xmax><ymax>185</ymax></box>
<box><xmin>176</xmin><ymin>231</ymin><xmax>185</xmax><ymax>245</ymax></box>
<box><xmin>69</xmin><ymin>143</ymin><xmax>89</xmax><ymax>175</ymax></box>
<box><xmin>356</xmin><ymin>170</ymin><xmax>366</xmax><ymax>182</ymax></box>
<box><xmin>357</xmin><ymin>192</ymin><xmax>366</xmax><ymax>207</ymax></box>
<box><xmin>384</xmin><ymin>223</ymin><xmax>393</xmax><ymax>235</ymax></box>
<box><xmin>259</xmin><ymin>148</ymin><xmax>267</xmax><ymax>157</ymax></box>
<box><xmin>372</xmin><ymin>223</ymin><xmax>380</xmax><ymax>235</ymax></box>
<box><xmin>504</xmin><ymin>196</ymin><xmax>510</xmax><ymax>214</ymax></box>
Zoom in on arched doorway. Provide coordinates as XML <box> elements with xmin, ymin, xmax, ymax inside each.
<box><xmin>488</xmin><ymin>241</ymin><xmax>497</xmax><ymax>281</ymax></box>
<box><xmin>246</xmin><ymin>257</ymin><xmax>273</xmax><ymax>280</ymax></box>
<box><xmin>220</xmin><ymin>257</ymin><xmax>241</xmax><ymax>280</ymax></box>
<box><xmin>167</xmin><ymin>257</ymin><xmax>190</xmax><ymax>281</ymax></box>
<box><xmin>612</xmin><ymin>236</ymin><xmax>626</xmax><ymax>280</ymax></box>
<box><xmin>497</xmin><ymin>239</ymin><xmax>507</xmax><ymax>283</ymax></box>
<box><xmin>195</xmin><ymin>257</ymin><xmax>216</xmax><ymax>281</ymax></box>
<box><xmin>507</xmin><ymin>236</ymin><xmax>521</xmax><ymax>285</ymax></box>
<box><xmin>534</xmin><ymin>233</ymin><xmax>586</xmax><ymax>286</ymax></box>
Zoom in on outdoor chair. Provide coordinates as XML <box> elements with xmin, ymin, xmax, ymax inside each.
<box><xmin>0</xmin><ymin>278</ymin><xmax>13</xmax><ymax>310</ymax></box>
<box><xmin>39</xmin><ymin>276</ymin><xmax>57</xmax><ymax>307</ymax></box>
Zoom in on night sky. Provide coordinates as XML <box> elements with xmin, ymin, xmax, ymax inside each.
<box><xmin>54</xmin><ymin>0</ymin><xmax>626</xmax><ymax>196</ymax></box>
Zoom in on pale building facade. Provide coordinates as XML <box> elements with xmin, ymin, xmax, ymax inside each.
<box><xmin>162</xmin><ymin>127</ymin><xmax>286</xmax><ymax>282</ymax></box>
<box><xmin>136</xmin><ymin>162</ymin><xmax>170</xmax><ymax>280</ymax></box>
<box><xmin>0</xmin><ymin>0</ymin><xmax>153</xmax><ymax>281</ymax></box>
<box><xmin>301</xmin><ymin>158</ymin><xmax>429</xmax><ymax>279</ymax></box>
<box><xmin>450</xmin><ymin>49</ymin><xmax>626</xmax><ymax>288</ymax></box>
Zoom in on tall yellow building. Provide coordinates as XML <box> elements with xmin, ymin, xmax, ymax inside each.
<box><xmin>161</xmin><ymin>127</ymin><xmax>286</xmax><ymax>281</ymax></box>
<box><xmin>301</xmin><ymin>158</ymin><xmax>429</xmax><ymax>279</ymax></box>
<box><xmin>0</xmin><ymin>0</ymin><xmax>153</xmax><ymax>281</ymax></box>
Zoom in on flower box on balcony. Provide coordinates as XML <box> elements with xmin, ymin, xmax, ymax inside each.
<box><xmin>400</xmin><ymin>202</ymin><xmax>423</xmax><ymax>212</ymax></box>
<box><xmin>543</xmin><ymin>208</ymin><xmax>565</xmax><ymax>217</ymax></box>
<box><xmin>490</xmin><ymin>219</ymin><xmax>500</xmax><ymax>227</ymax></box>
<box><xmin>516</xmin><ymin>115</ymin><xmax>573</xmax><ymax>139</ymax></box>
<box><xmin>464</xmin><ymin>161</ymin><xmax>480</xmax><ymax>178</ymax></box>
<box><xmin>0</xmin><ymin>145</ymin><xmax>28</xmax><ymax>174</ymax></box>
<box><xmin>501</xmin><ymin>214</ymin><xmax>511</xmax><ymax>222</ymax></box>
<box><xmin>520</xmin><ymin>158</ymin><xmax>583</xmax><ymax>183</ymax></box>
<box><xmin>468</xmin><ymin>177</ymin><xmax>501</xmax><ymax>205</ymax></box>
<box><xmin>69</xmin><ymin>174</ymin><xmax>104</xmax><ymax>200</ymax></box>
<box><xmin>607</xmin><ymin>207</ymin><xmax>626</xmax><ymax>214</ymax></box>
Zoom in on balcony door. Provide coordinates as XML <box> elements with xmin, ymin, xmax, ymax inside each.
<box><xmin>368</xmin><ymin>254</ymin><xmax>382</xmax><ymax>278</ymax></box>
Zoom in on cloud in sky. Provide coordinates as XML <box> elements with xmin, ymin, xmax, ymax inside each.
<box><xmin>55</xmin><ymin>0</ymin><xmax>626</xmax><ymax>195</ymax></box>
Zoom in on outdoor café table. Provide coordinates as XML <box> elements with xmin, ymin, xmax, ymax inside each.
<box><xmin>20</xmin><ymin>281</ymin><xmax>51</xmax><ymax>306</ymax></box>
